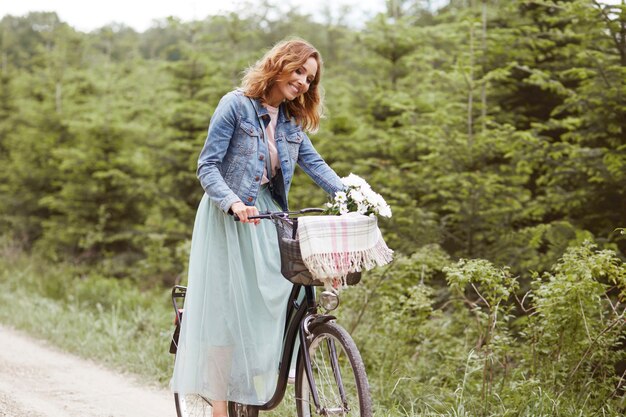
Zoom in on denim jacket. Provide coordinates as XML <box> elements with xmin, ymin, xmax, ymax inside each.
<box><xmin>197</xmin><ymin>89</ymin><xmax>344</xmax><ymax>212</ymax></box>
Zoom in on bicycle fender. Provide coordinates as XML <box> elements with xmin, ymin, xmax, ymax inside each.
<box><xmin>304</xmin><ymin>314</ymin><xmax>336</xmax><ymax>335</ymax></box>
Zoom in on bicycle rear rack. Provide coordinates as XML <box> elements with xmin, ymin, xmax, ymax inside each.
<box><xmin>170</xmin><ymin>285</ymin><xmax>187</xmax><ymax>354</ymax></box>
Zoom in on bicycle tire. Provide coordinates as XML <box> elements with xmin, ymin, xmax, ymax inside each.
<box><xmin>295</xmin><ymin>322</ymin><xmax>372</xmax><ymax>417</ymax></box>
<box><xmin>174</xmin><ymin>392</ymin><xmax>213</xmax><ymax>417</ymax></box>
<box><xmin>227</xmin><ymin>401</ymin><xmax>259</xmax><ymax>417</ymax></box>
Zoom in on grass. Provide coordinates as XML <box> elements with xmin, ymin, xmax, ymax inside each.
<box><xmin>4</xmin><ymin>242</ymin><xmax>623</xmax><ymax>416</ymax></box>
<box><xmin>0</xmin><ymin>248</ymin><xmax>390</xmax><ymax>416</ymax></box>
<box><xmin>0</xmin><ymin>252</ymin><xmax>173</xmax><ymax>387</ymax></box>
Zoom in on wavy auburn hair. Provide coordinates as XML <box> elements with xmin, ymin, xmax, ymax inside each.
<box><xmin>241</xmin><ymin>39</ymin><xmax>323</xmax><ymax>133</ymax></box>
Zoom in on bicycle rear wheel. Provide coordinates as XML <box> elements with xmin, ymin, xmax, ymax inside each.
<box><xmin>175</xmin><ymin>393</ymin><xmax>212</xmax><ymax>417</ymax></box>
<box><xmin>295</xmin><ymin>322</ymin><xmax>372</xmax><ymax>417</ymax></box>
<box><xmin>227</xmin><ymin>401</ymin><xmax>259</xmax><ymax>416</ymax></box>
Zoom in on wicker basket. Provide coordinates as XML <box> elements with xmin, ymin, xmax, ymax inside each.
<box><xmin>273</xmin><ymin>217</ymin><xmax>361</xmax><ymax>286</ymax></box>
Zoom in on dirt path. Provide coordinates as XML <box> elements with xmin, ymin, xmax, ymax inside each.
<box><xmin>0</xmin><ymin>324</ymin><xmax>177</xmax><ymax>417</ymax></box>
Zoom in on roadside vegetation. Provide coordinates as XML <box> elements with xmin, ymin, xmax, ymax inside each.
<box><xmin>2</xmin><ymin>237</ymin><xmax>625</xmax><ymax>415</ymax></box>
<box><xmin>1</xmin><ymin>0</ymin><xmax>626</xmax><ymax>415</ymax></box>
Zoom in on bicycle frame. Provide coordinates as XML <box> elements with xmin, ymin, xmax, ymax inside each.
<box><xmin>172</xmin><ymin>283</ymin><xmax>337</xmax><ymax>413</ymax></box>
<box><xmin>254</xmin><ymin>284</ymin><xmax>336</xmax><ymax>412</ymax></box>
<box><xmin>234</xmin><ymin>208</ymin><xmax>349</xmax><ymax>413</ymax></box>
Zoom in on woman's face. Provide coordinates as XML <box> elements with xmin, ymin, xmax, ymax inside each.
<box><xmin>266</xmin><ymin>56</ymin><xmax>318</xmax><ymax>106</ymax></box>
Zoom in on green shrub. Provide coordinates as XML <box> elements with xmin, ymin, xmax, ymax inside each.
<box><xmin>2</xmin><ymin>239</ymin><xmax>625</xmax><ymax>416</ymax></box>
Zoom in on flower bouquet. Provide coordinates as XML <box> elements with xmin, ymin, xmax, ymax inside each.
<box><xmin>324</xmin><ymin>174</ymin><xmax>392</xmax><ymax>218</ymax></box>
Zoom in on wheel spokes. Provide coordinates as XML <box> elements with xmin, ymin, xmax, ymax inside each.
<box><xmin>308</xmin><ymin>335</ymin><xmax>359</xmax><ymax>416</ymax></box>
<box><xmin>178</xmin><ymin>394</ymin><xmax>212</xmax><ymax>417</ymax></box>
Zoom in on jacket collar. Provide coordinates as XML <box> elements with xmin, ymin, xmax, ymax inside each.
<box><xmin>247</xmin><ymin>95</ymin><xmax>269</xmax><ymax>119</ymax></box>
<box><xmin>242</xmin><ymin>90</ymin><xmax>291</xmax><ymax>125</ymax></box>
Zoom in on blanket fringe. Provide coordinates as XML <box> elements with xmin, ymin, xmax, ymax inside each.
<box><xmin>303</xmin><ymin>238</ymin><xmax>393</xmax><ymax>288</ymax></box>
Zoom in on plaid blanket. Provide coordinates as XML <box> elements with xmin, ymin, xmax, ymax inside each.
<box><xmin>297</xmin><ymin>213</ymin><xmax>393</xmax><ymax>289</ymax></box>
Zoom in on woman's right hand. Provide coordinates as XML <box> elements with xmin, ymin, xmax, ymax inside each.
<box><xmin>230</xmin><ymin>201</ymin><xmax>260</xmax><ymax>225</ymax></box>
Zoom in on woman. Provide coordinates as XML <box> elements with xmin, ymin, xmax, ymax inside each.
<box><xmin>170</xmin><ymin>39</ymin><xmax>344</xmax><ymax>417</ymax></box>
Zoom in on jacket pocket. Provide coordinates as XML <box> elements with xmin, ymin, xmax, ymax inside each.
<box><xmin>285</xmin><ymin>132</ymin><xmax>302</xmax><ymax>161</ymax></box>
<box><xmin>236</xmin><ymin>120</ymin><xmax>259</xmax><ymax>156</ymax></box>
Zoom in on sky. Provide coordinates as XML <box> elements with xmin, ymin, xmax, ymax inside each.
<box><xmin>1</xmin><ymin>1</ymin><xmax>621</xmax><ymax>32</ymax></box>
<box><xmin>0</xmin><ymin>0</ymin><xmax>391</xmax><ymax>32</ymax></box>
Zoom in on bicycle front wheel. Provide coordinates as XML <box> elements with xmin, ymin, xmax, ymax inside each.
<box><xmin>175</xmin><ymin>393</ymin><xmax>213</xmax><ymax>417</ymax></box>
<box><xmin>295</xmin><ymin>322</ymin><xmax>372</xmax><ymax>417</ymax></box>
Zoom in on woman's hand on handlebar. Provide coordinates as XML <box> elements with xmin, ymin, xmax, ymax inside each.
<box><xmin>230</xmin><ymin>201</ymin><xmax>260</xmax><ymax>225</ymax></box>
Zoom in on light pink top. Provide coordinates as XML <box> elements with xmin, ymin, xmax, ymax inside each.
<box><xmin>261</xmin><ymin>103</ymin><xmax>280</xmax><ymax>184</ymax></box>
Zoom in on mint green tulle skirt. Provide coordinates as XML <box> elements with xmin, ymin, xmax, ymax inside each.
<box><xmin>170</xmin><ymin>187</ymin><xmax>293</xmax><ymax>405</ymax></box>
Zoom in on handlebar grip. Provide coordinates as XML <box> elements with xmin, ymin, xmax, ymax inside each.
<box><xmin>234</xmin><ymin>215</ymin><xmax>265</xmax><ymax>221</ymax></box>
<box><xmin>228</xmin><ymin>208</ymin><xmax>241</xmax><ymax>222</ymax></box>
<box><xmin>231</xmin><ymin>208</ymin><xmax>321</xmax><ymax>222</ymax></box>
<box><xmin>232</xmin><ymin>214</ymin><xmax>264</xmax><ymax>221</ymax></box>
<box><xmin>230</xmin><ymin>212</ymin><xmax>266</xmax><ymax>221</ymax></box>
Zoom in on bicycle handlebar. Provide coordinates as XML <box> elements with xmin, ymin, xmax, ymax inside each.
<box><xmin>232</xmin><ymin>207</ymin><xmax>324</xmax><ymax>222</ymax></box>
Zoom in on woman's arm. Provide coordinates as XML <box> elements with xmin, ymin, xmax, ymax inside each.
<box><xmin>197</xmin><ymin>92</ymin><xmax>243</xmax><ymax>213</ymax></box>
<box><xmin>296</xmin><ymin>132</ymin><xmax>345</xmax><ymax>195</ymax></box>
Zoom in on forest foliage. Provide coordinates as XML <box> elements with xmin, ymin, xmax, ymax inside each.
<box><xmin>1</xmin><ymin>0</ymin><xmax>626</xmax><ymax>415</ymax></box>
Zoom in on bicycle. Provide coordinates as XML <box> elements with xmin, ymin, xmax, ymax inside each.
<box><xmin>170</xmin><ymin>208</ymin><xmax>373</xmax><ymax>417</ymax></box>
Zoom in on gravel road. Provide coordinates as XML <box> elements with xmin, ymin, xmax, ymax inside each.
<box><xmin>0</xmin><ymin>324</ymin><xmax>177</xmax><ymax>417</ymax></box>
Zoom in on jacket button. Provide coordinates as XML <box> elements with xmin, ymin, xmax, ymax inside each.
<box><xmin>247</xmin><ymin>197</ymin><xmax>253</xmax><ymax>202</ymax></box>
<box><xmin>255</xmin><ymin>176</ymin><xmax>260</xmax><ymax>181</ymax></box>
<box><xmin>259</xmin><ymin>154</ymin><xmax>265</xmax><ymax>161</ymax></box>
